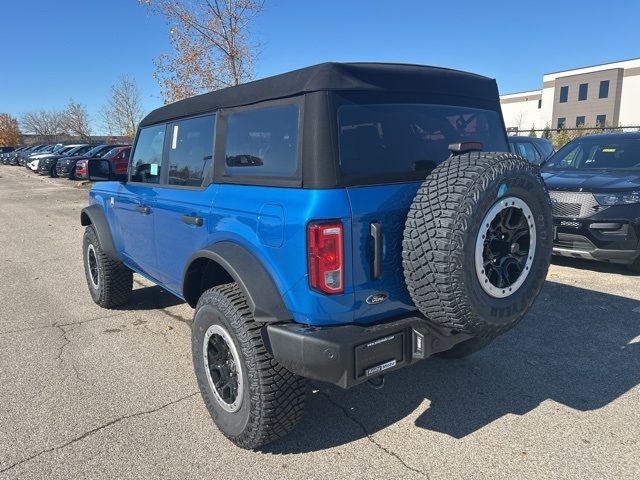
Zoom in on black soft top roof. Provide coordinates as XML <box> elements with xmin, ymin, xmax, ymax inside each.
<box><xmin>140</xmin><ymin>62</ymin><xmax>499</xmax><ymax>127</ymax></box>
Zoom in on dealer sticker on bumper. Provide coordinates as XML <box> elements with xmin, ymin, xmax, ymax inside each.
<box><xmin>365</xmin><ymin>359</ymin><xmax>397</xmax><ymax>377</ymax></box>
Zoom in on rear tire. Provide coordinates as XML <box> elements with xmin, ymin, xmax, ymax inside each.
<box><xmin>83</xmin><ymin>225</ymin><xmax>132</xmax><ymax>308</ymax></box>
<box><xmin>403</xmin><ymin>152</ymin><xmax>552</xmax><ymax>340</ymax></box>
<box><xmin>192</xmin><ymin>283</ymin><xmax>306</xmax><ymax>449</ymax></box>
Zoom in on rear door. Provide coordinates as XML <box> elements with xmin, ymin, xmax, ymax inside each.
<box><xmin>150</xmin><ymin>114</ymin><xmax>217</xmax><ymax>293</ymax></box>
<box><xmin>338</xmin><ymin>102</ymin><xmax>508</xmax><ymax>321</ymax></box>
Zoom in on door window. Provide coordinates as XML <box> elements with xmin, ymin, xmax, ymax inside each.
<box><xmin>131</xmin><ymin>124</ymin><xmax>166</xmax><ymax>184</ymax></box>
<box><xmin>168</xmin><ymin>115</ymin><xmax>215</xmax><ymax>187</ymax></box>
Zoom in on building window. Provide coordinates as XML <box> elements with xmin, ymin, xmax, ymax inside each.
<box><xmin>578</xmin><ymin>83</ymin><xmax>588</xmax><ymax>101</ymax></box>
<box><xmin>537</xmin><ymin>99</ymin><xmax>542</xmax><ymax>109</ymax></box>
<box><xmin>599</xmin><ymin>80</ymin><xmax>609</xmax><ymax>99</ymax></box>
<box><xmin>559</xmin><ymin>86</ymin><xmax>569</xmax><ymax>103</ymax></box>
<box><xmin>557</xmin><ymin>117</ymin><xmax>566</xmax><ymax>130</ymax></box>
<box><xmin>596</xmin><ymin>114</ymin><xmax>607</xmax><ymax>127</ymax></box>
<box><xmin>576</xmin><ymin>116</ymin><xmax>585</xmax><ymax>127</ymax></box>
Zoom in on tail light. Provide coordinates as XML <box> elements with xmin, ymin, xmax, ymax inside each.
<box><xmin>308</xmin><ymin>221</ymin><xmax>344</xmax><ymax>294</ymax></box>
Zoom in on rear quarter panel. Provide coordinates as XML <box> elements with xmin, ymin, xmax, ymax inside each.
<box><xmin>211</xmin><ymin>184</ymin><xmax>357</xmax><ymax>325</ymax></box>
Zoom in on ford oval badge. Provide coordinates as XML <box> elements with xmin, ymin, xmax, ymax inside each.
<box><xmin>366</xmin><ymin>293</ymin><xmax>388</xmax><ymax>305</ymax></box>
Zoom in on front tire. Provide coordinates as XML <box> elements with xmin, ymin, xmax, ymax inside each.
<box><xmin>83</xmin><ymin>225</ymin><xmax>133</xmax><ymax>308</ymax></box>
<box><xmin>192</xmin><ymin>284</ymin><xmax>306</xmax><ymax>449</ymax></box>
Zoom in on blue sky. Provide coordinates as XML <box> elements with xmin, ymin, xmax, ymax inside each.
<box><xmin>1</xmin><ymin>0</ymin><xmax>639</xmax><ymax>133</ymax></box>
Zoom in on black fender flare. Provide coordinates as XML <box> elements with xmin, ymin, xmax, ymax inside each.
<box><xmin>183</xmin><ymin>242</ymin><xmax>291</xmax><ymax>323</ymax></box>
<box><xmin>80</xmin><ymin>204</ymin><xmax>121</xmax><ymax>261</ymax></box>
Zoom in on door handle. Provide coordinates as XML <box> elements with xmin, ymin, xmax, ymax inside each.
<box><xmin>181</xmin><ymin>214</ymin><xmax>204</xmax><ymax>227</ymax></box>
<box><xmin>370</xmin><ymin>221</ymin><xmax>383</xmax><ymax>279</ymax></box>
<box><xmin>136</xmin><ymin>205</ymin><xmax>151</xmax><ymax>215</ymax></box>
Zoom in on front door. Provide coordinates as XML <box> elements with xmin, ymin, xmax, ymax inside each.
<box><xmin>114</xmin><ymin>124</ymin><xmax>167</xmax><ymax>280</ymax></box>
<box><xmin>114</xmin><ymin>183</ymin><xmax>159</xmax><ymax>277</ymax></box>
<box><xmin>150</xmin><ymin>115</ymin><xmax>217</xmax><ymax>292</ymax></box>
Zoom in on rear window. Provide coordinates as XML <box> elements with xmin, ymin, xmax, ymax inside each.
<box><xmin>338</xmin><ymin>104</ymin><xmax>507</xmax><ymax>184</ymax></box>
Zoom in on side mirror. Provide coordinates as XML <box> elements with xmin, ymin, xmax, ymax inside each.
<box><xmin>87</xmin><ymin>159</ymin><xmax>126</xmax><ymax>182</ymax></box>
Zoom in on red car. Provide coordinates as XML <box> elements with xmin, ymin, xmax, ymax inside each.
<box><xmin>77</xmin><ymin>146</ymin><xmax>131</xmax><ymax>180</ymax></box>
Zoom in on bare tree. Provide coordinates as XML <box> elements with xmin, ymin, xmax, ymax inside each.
<box><xmin>513</xmin><ymin>110</ymin><xmax>528</xmax><ymax>133</ymax></box>
<box><xmin>139</xmin><ymin>0</ymin><xmax>264</xmax><ymax>103</ymax></box>
<box><xmin>20</xmin><ymin>110</ymin><xmax>66</xmax><ymax>142</ymax></box>
<box><xmin>101</xmin><ymin>76</ymin><xmax>145</xmax><ymax>139</ymax></box>
<box><xmin>61</xmin><ymin>99</ymin><xmax>92</xmax><ymax>139</ymax></box>
<box><xmin>0</xmin><ymin>113</ymin><xmax>21</xmax><ymax>146</ymax></box>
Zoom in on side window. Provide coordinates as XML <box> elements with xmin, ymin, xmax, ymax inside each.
<box><xmin>131</xmin><ymin>124</ymin><xmax>166</xmax><ymax>184</ymax></box>
<box><xmin>224</xmin><ymin>104</ymin><xmax>299</xmax><ymax>178</ymax></box>
<box><xmin>168</xmin><ymin>115</ymin><xmax>215</xmax><ymax>187</ymax></box>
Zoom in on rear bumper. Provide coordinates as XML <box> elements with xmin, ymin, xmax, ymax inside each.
<box><xmin>267</xmin><ymin>315</ymin><xmax>471</xmax><ymax>389</ymax></box>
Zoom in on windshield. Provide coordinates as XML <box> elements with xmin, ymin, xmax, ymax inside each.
<box><xmin>84</xmin><ymin>145</ymin><xmax>105</xmax><ymax>157</ymax></box>
<box><xmin>543</xmin><ymin>137</ymin><xmax>640</xmax><ymax>172</ymax></box>
<box><xmin>102</xmin><ymin>148</ymin><xmax>120</xmax><ymax>159</ymax></box>
<box><xmin>338</xmin><ymin>103</ymin><xmax>507</xmax><ymax>184</ymax></box>
<box><xmin>65</xmin><ymin>145</ymin><xmax>91</xmax><ymax>156</ymax></box>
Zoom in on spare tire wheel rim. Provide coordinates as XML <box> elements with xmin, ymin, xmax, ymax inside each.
<box><xmin>87</xmin><ymin>244</ymin><xmax>100</xmax><ymax>290</ymax></box>
<box><xmin>475</xmin><ymin>196</ymin><xmax>536</xmax><ymax>298</ymax></box>
<box><xmin>203</xmin><ymin>324</ymin><xmax>244</xmax><ymax>413</ymax></box>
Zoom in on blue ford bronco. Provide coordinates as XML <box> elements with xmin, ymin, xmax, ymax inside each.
<box><xmin>81</xmin><ymin>63</ymin><xmax>552</xmax><ymax>449</ymax></box>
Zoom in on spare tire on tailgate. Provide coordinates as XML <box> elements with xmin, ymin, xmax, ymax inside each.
<box><xmin>402</xmin><ymin>152</ymin><xmax>552</xmax><ymax>345</ymax></box>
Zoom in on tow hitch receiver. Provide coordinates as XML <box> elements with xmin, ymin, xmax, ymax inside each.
<box><xmin>267</xmin><ymin>316</ymin><xmax>472</xmax><ymax>389</ymax></box>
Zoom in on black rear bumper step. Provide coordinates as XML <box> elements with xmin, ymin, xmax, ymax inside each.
<box><xmin>266</xmin><ymin>316</ymin><xmax>471</xmax><ymax>389</ymax></box>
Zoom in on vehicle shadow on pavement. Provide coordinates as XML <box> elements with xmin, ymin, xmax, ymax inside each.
<box><xmin>552</xmin><ymin>256</ymin><xmax>639</xmax><ymax>276</ymax></box>
<box><xmin>263</xmin><ymin>280</ymin><xmax>640</xmax><ymax>453</ymax></box>
<box><xmin>119</xmin><ymin>284</ymin><xmax>185</xmax><ymax>311</ymax></box>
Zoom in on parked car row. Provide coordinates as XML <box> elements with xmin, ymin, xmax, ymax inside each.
<box><xmin>2</xmin><ymin>131</ymin><xmax>637</xmax><ymax>276</ymax></box>
<box><xmin>0</xmin><ymin>143</ymin><xmax>130</xmax><ymax>180</ymax></box>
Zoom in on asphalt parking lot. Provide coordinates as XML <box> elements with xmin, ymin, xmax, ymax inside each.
<box><xmin>1</xmin><ymin>165</ymin><xmax>639</xmax><ymax>480</ymax></box>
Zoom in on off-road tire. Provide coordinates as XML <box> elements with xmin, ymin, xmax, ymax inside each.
<box><xmin>82</xmin><ymin>225</ymin><xmax>133</xmax><ymax>308</ymax></box>
<box><xmin>403</xmin><ymin>152</ymin><xmax>552</xmax><ymax>340</ymax></box>
<box><xmin>192</xmin><ymin>283</ymin><xmax>306</xmax><ymax>449</ymax></box>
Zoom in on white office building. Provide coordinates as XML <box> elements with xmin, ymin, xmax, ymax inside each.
<box><xmin>500</xmin><ymin>58</ymin><xmax>640</xmax><ymax>133</ymax></box>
